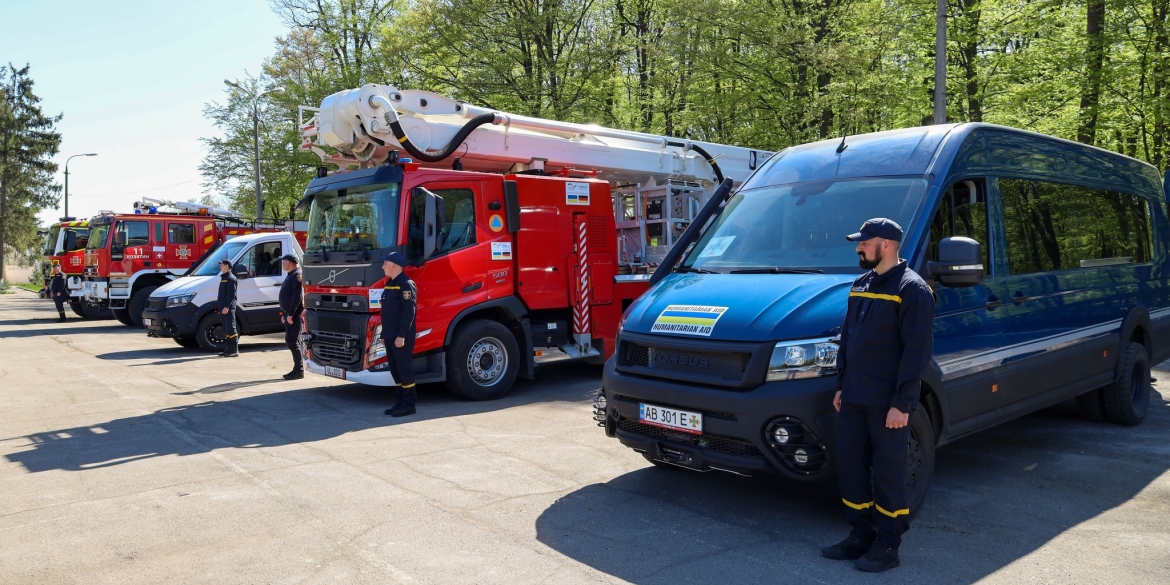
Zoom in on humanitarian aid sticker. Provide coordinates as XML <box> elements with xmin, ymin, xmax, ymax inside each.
<box><xmin>650</xmin><ymin>304</ymin><xmax>729</xmax><ymax>336</ymax></box>
<box><xmin>566</xmin><ymin>182</ymin><xmax>591</xmax><ymax>205</ymax></box>
<box><xmin>700</xmin><ymin>236</ymin><xmax>735</xmax><ymax>257</ymax></box>
<box><xmin>489</xmin><ymin>214</ymin><xmax>505</xmax><ymax>232</ymax></box>
<box><xmin>491</xmin><ymin>241</ymin><xmax>513</xmax><ymax>261</ymax></box>
<box><xmin>369</xmin><ymin>288</ymin><xmax>383</xmax><ymax>309</ymax></box>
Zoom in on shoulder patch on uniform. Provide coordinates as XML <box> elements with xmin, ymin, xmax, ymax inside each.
<box><xmin>403</xmin><ymin>290</ymin><xmax>412</xmax><ymax>300</ymax></box>
<box><xmin>296</xmin><ymin>272</ymin><xmax>302</xmax><ymax>283</ymax></box>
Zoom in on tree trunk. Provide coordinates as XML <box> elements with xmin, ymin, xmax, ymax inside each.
<box><xmin>959</xmin><ymin>0</ymin><xmax>982</xmax><ymax>123</ymax></box>
<box><xmin>1077</xmin><ymin>0</ymin><xmax>1106</xmax><ymax>145</ymax></box>
<box><xmin>1152</xmin><ymin>0</ymin><xmax>1170</xmax><ymax>169</ymax></box>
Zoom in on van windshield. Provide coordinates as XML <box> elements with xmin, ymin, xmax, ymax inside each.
<box><xmin>190</xmin><ymin>241</ymin><xmax>246</xmax><ymax>276</ymax></box>
<box><xmin>682</xmin><ymin>177</ymin><xmax>928</xmax><ymax>273</ymax></box>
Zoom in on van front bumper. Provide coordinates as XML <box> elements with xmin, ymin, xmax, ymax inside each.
<box><xmin>601</xmin><ymin>357</ymin><xmax>840</xmax><ymax>481</ymax></box>
<box><xmin>142</xmin><ymin>302</ymin><xmax>199</xmax><ymax>338</ymax></box>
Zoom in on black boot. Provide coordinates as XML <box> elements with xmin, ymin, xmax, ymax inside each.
<box><xmin>387</xmin><ymin>402</ymin><xmax>416</xmax><ymax>417</ymax></box>
<box><xmin>821</xmin><ymin>535</ymin><xmax>874</xmax><ymax>561</ymax></box>
<box><xmin>384</xmin><ymin>394</ymin><xmax>404</xmax><ymax>416</ymax></box>
<box><xmin>283</xmin><ymin>367</ymin><xmax>304</xmax><ymax>380</ymax></box>
<box><xmin>56</xmin><ymin>312</ymin><xmax>67</xmax><ymax>323</ymax></box>
<box><xmin>855</xmin><ymin>545</ymin><xmax>900</xmax><ymax>572</ymax></box>
<box><xmin>220</xmin><ymin>340</ymin><xmax>239</xmax><ymax>357</ymax></box>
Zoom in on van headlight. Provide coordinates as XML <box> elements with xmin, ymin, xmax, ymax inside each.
<box><xmin>766</xmin><ymin>338</ymin><xmax>838</xmax><ymax>381</ymax></box>
<box><xmin>165</xmin><ymin>293</ymin><xmax>196</xmax><ymax>308</ymax></box>
<box><xmin>368</xmin><ymin>325</ymin><xmax>385</xmax><ymax>361</ymax></box>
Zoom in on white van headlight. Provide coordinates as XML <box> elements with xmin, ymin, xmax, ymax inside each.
<box><xmin>166</xmin><ymin>293</ymin><xmax>196</xmax><ymax>308</ymax></box>
<box><xmin>766</xmin><ymin>338</ymin><xmax>838</xmax><ymax>381</ymax></box>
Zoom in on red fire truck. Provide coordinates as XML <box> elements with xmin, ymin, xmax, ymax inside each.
<box><xmin>81</xmin><ymin>198</ymin><xmax>306</xmax><ymax>328</ymax></box>
<box><xmin>295</xmin><ymin>85</ymin><xmax>771</xmax><ymax>399</ymax></box>
<box><xmin>39</xmin><ymin>218</ymin><xmax>113</xmax><ymax>318</ymax></box>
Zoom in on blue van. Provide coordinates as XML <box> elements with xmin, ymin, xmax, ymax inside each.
<box><xmin>597</xmin><ymin>123</ymin><xmax>1169</xmax><ymax>509</ymax></box>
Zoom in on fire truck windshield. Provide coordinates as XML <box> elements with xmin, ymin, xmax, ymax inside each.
<box><xmin>88</xmin><ymin>223</ymin><xmax>111</xmax><ymax>250</ymax></box>
<box><xmin>306</xmin><ymin>183</ymin><xmax>401</xmax><ymax>254</ymax></box>
<box><xmin>43</xmin><ymin>226</ymin><xmax>61</xmax><ymax>255</ymax></box>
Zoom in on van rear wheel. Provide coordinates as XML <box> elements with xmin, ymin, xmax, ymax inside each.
<box><xmin>905</xmin><ymin>407</ymin><xmax>935</xmax><ymax>519</ymax></box>
<box><xmin>1103</xmin><ymin>342</ymin><xmax>1151</xmax><ymax>426</ymax></box>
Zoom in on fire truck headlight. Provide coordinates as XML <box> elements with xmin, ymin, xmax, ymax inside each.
<box><xmin>368</xmin><ymin>325</ymin><xmax>386</xmax><ymax>361</ymax></box>
<box><xmin>165</xmin><ymin>293</ymin><xmax>196</xmax><ymax>308</ymax></box>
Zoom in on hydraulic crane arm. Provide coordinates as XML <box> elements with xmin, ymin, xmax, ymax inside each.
<box><xmin>300</xmin><ymin>84</ymin><xmax>773</xmax><ymax>189</ymax></box>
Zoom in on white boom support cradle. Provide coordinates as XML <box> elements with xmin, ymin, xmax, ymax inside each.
<box><xmin>300</xmin><ymin>84</ymin><xmax>772</xmax><ymax>190</ymax></box>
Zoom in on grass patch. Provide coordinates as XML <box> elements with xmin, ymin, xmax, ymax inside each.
<box><xmin>16</xmin><ymin>282</ymin><xmax>42</xmax><ymax>292</ymax></box>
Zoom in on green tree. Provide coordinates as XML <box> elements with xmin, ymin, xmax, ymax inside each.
<box><xmin>0</xmin><ymin>64</ymin><xmax>61</xmax><ymax>285</ymax></box>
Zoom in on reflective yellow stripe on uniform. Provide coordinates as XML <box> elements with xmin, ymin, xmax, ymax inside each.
<box><xmin>400</xmin><ymin>383</ymin><xmax>416</xmax><ymax>388</ymax></box>
<box><xmin>842</xmin><ymin>498</ymin><xmax>873</xmax><ymax>510</ymax></box>
<box><xmin>385</xmin><ymin>286</ymin><xmax>400</xmax><ymax>290</ymax></box>
<box><xmin>875</xmin><ymin>504</ymin><xmax>909</xmax><ymax>518</ymax></box>
<box><xmin>849</xmin><ymin>292</ymin><xmax>902</xmax><ymax>303</ymax></box>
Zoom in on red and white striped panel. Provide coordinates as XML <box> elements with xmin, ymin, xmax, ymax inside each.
<box><xmin>573</xmin><ymin>218</ymin><xmax>591</xmax><ymax>336</ymax></box>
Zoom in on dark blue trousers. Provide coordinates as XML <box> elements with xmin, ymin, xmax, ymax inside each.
<box><xmin>384</xmin><ymin>337</ymin><xmax>416</xmax><ymax>406</ymax></box>
<box><xmin>836</xmin><ymin>401</ymin><xmax>912</xmax><ymax>548</ymax></box>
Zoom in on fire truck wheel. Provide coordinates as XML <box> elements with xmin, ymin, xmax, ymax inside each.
<box><xmin>195</xmin><ymin>314</ymin><xmax>228</xmax><ymax>353</ymax></box>
<box><xmin>69</xmin><ymin>299</ymin><xmax>87</xmax><ymax>318</ymax></box>
<box><xmin>77</xmin><ymin>302</ymin><xmax>113</xmax><ymax>320</ymax></box>
<box><xmin>111</xmin><ymin>308</ymin><xmax>135</xmax><ymax>326</ymax></box>
<box><xmin>127</xmin><ymin>286</ymin><xmax>159</xmax><ymax>328</ymax></box>
<box><xmin>445</xmin><ymin>320</ymin><xmax>520</xmax><ymax>401</ymax></box>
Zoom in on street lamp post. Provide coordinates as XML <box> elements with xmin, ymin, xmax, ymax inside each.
<box><xmin>63</xmin><ymin>153</ymin><xmax>97</xmax><ymax>220</ymax></box>
<box><xmin>224</xmin><ymin>80</ymin><xmax>284</xmax><ymax>220</ymax></box>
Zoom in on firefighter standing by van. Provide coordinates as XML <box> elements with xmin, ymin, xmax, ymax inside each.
<box><xmin>278</xmin><ymin>254</ymin><xmax>304</xmax><ymax>380</ymax></box>
<box><xmin>379</xmin><ymin>252</ymin><xmax>418</xmax><ymax>417</ymax></box>
<box><xmin>217</xmin><ymin>259</ymin><xmax>239</xmax><ymax>358</ymax></box>
<box><xmin>821</xmin><ymin>218</ymin><xmax>934</xmax><ymax>573</ymax></box>
<box><xmin>49</xmin><ymin>264</ymin><xmax>68</xmax><ymax>322</ymax></box>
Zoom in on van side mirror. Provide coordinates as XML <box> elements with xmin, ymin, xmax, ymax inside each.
<box><xmin>232</xmin><ymin>263</ymin><xmax>250</xmax><ymax>280</ymax></box>
<box><xmin>114</xmin><ymin>231</ymin><xmax>127</xmax><ymax>246</ymax></box>
<box><xmin>63</xmin><ymin>230</ymin><xmax>77</xmax><ymax>252</ymax></box>
<box><xmin>928</xmin><ymin>237</ymin><xmax>984</xmax><ymax>287</ymax></box>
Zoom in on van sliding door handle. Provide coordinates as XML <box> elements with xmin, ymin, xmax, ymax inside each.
<box><xmin>985</xmin><ymin>298</ymin><xmax>1002</xmax><ymax>309</ymax></box>
<box><xmin>1012</xmin><ymin>293</ymin><xmax>1030</xmax><ymax>304</ymax></box>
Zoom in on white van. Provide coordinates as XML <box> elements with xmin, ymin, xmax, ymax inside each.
<box><xmin>141</xmin><ymin>232</ymin><xmax>303</xmax><ymax>351</ymax></box>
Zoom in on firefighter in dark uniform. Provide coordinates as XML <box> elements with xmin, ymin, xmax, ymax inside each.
<box><xmin>821</xmin><ymin>218</ymin><xmax>934</xmax><ymax>573</ymax></box>
<box><xmin>217</xmin><ymin>259</ymin><xmax>239</xmax><ymax>357</ymax></box>
<box><xmin>278</xmin><ymin>254</ymin><xmax>304</xmax><ymax>380</ymax></box>
<box><xmin>49</xmin><ymin>263</ymin><xmax>68</xmax><ymax>322</ymax></box>
<box><xmin>379</xmin><ymin>252</ymin><xmax>418</xmax><ymax>417</ymax></box>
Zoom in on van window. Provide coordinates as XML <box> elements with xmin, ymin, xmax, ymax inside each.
<box><xmin>927</xmin><ymin>180</ymin><xmax>990</xmax><ymax>274</ymax></box>
<box><xmin>1000</xmin><ymin>178</ymin><xmax>1154</xmax><ymax>274</ymax></box>
<box><xmin>237</xmin><ymin>241</ymin><xmax>285</xmax><ymax>277</ymax></box>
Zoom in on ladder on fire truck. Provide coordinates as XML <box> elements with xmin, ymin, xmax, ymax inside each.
<box><xmin>132</xmin><ymin>197</ymin><xmax>304</xmax><ymax>233</ymax></box>
<box><xmin>298</xmin><ymin>85</ymin><xmax>773</xmax><ymax>360</ymax></box>
<box><xmin>298</xmin><ymin>85</ymin><xmax>773</xmax><ymax>270</ymax></box>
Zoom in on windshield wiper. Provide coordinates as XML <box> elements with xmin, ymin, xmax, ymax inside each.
<box><xmin>728</xmin><ymin>267</ymin><xmax>824</xmax><ymax>274</ymax></box>
<box><xmin>675</xmin><ymin>266</ymin><xmax>720</xmax><ymax>274</ymax></box>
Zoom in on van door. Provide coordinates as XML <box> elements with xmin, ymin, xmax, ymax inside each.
<box><xmin>926</xmin><ymin>179</ymin><xmax>1010</xmax><ymax>425</ymax></box>
<box><xmin>404</xmin><ymin>181</ymin><xmax>489</xmax><ymax>352</ymax></box>
<box><xmin>994</xmin><ymin>177</ymin><xmax>1099</xmax><ymax>407</ymax></box>
<box><xmin>234</xmin><ymin>240</ymin><xmax>286</xmax><ymax>334</ymax></box>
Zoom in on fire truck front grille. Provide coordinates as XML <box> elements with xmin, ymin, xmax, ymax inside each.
<box><xmin>307</xmin><ymin>310</ymin><xmax>368</xmax><ymax>337</ymax></box>
<box><xmin>619</xmin><ymin>341</ymin><xmax>750</xmax><ymax>385</ymax></box>
<box><xmin>617</xmin><ymin>419</ymin><xmax>763</xmax><ymax>458</ymax></box>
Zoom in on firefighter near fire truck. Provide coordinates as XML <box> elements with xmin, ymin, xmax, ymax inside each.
<box><xmin>279</xmin><ymin>253</ymin><xmax>305</xmax><ymax>380</ymax></box>
<box><xmin>820</xmin><ymin>218</ymin><xmax>934</xmax><ymax>573</ymax></box>
<box><xmin>378</xmin><ymin>252</ymin><xmax>418</xmax><ymax>417</ymax></box>
<box><xmin>217</xmin><ymin>259</ymin><xmax>240</xmax><ymax>358</ymax></box>
<box><xmin>50</xmin><ymin>264</ymin><xmax>69</xmax><ymax>322</ymax></box>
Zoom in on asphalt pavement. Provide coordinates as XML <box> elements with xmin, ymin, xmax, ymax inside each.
<box><xmin>1</xmin><ymin>288</ymin><xmax>1167</xmax><ymax>584</ymax></box>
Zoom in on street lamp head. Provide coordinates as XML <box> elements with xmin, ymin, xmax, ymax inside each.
<box><xmin>224</xmin><ymin>79</ymin><xmax>242</xmax><ymax>90</ymax></box>
<box><xmin>83</xmin><ymin>153</ymin><xmax>97</xmax><ymax>157</ymax></box>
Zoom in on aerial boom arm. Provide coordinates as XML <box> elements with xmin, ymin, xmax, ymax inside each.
<box><xmin>301</xmin><ymin>84</ymin><xmax>772</xmax><ymax>189</ymax></box>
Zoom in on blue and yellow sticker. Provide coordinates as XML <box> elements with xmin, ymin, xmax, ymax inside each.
<box><xmin>489</xmin><ymin>214</ymin><xmax>504</xmax><ymax>232</ymax></box>
<box><xmin>650</xmin><ymin>304</ymin><xmax>729</xmax><ymax>336</ymax></box>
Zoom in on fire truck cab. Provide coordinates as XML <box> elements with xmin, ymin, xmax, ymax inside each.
<box><xmin>40</xmin><ymin>219</ymin><xmax>109</xmax><ymax>319</ymax></box>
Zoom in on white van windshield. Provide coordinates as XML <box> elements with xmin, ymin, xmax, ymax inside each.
<box><xmin>682</xmin><ymin>177</ymin><xmax>928</xmax><ymax>273</ymax></box>
<box><xmin>190</xmin><ymin>241</ymin><xmax>246</xmax><ymax>276</ymax></box>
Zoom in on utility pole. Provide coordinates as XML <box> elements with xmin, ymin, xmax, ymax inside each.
<box><xmin>934</xmin><ymin>0</ymin><xmax>948</xmax><ymax>124</ymax></box>
<box><xmin>224</xmin><ymin>80</ymin><xmax>284</xmax><ymax>219</ymax></box>
<box><xmin>63</xmin><ymin>153</ymin><xmax>97</xmax><ymax>219</ymax></box>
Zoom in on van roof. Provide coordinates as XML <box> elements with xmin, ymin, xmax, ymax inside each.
<box><xmin>744</xmin><ymin>123</ymin><xmax>1162</xmax><ymax>194</ymax></box>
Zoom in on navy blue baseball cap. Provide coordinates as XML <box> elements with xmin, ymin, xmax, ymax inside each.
<box><xmin>846</xmin><ymin>218</ymin><xmax>903</xmax><ymax>242</ymax></box>
<box><xmin>380</xmin><ymin>252</ymin><xmax>408</xmax><ymax>266</ymax></box>
<box><xmin>279</xmin><ymin>253</ymin><xmax>298</xmax><ymax>264</ymax></box>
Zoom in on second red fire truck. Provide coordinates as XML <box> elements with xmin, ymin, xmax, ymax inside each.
<box><xmin>295</xmin><ymin>84</ymin><xmax>771</xmax><ymax>399</ymax></box>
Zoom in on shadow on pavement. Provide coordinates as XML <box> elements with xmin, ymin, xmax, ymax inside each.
<box><xmin>97</xmin><ymin>341</ymin><xmax>288</xmax><ymax>362</ymax></box>
<box><xmin>0</xmin><ymin>323</ymin><xmax>130</xmax><ymax>339</ymax></box>
<box><xmin>3</xmin><ymin>359</ymin><xmax>602</xmax><ymax>474</ymax></box>
<box><xmin>535</xmin><ymin>390</ymin><xmax>1170</xmax><ymax>584</ymax></box>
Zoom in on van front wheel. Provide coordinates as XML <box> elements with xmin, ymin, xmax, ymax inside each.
<box><xmin>905</xmin><ymin>407</ymin><xmax>935</xmax><ymax>519</ymax></box>
<box><xmin>1103</xmin><ymin>342</ymin><xmax>1151</xmax><ymax>426</ymax></box>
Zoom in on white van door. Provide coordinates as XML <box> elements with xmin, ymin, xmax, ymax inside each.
<box><xmin>234</xmin><ymin>240</ymin><xmax>287</xmax><ymax>333</ymax></box>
